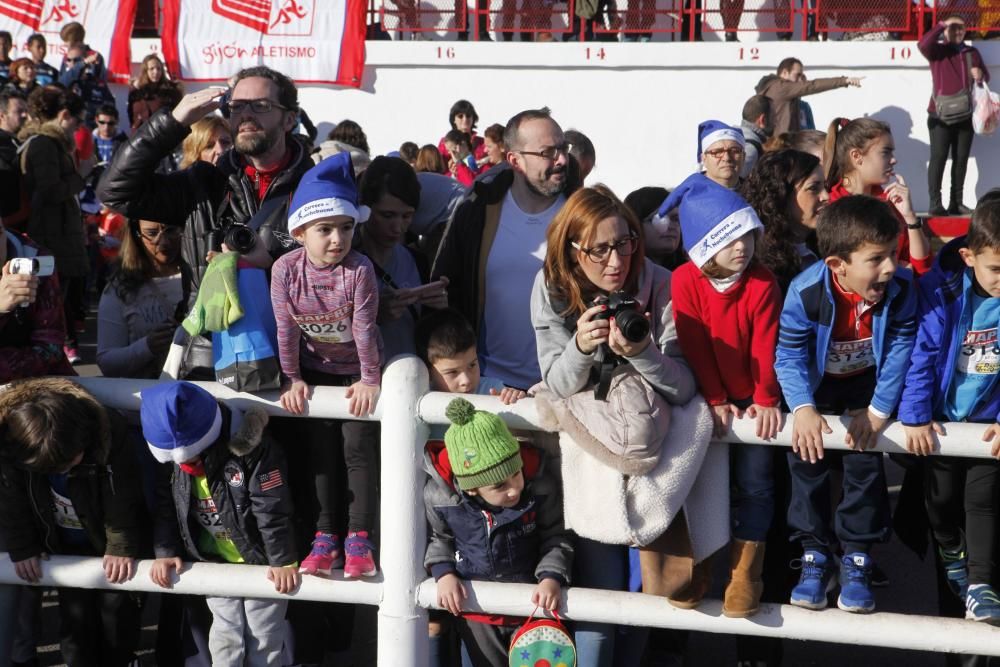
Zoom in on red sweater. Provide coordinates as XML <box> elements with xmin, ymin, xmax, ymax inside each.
<box><xmin>671</xmin><ymin>262</ymin><xmax>782</xmax><ymax>407</ymax></box>
<box><xmin>828</xmin><ymin>181</ymin><xmax>933</xmax><ymax>276</ymax></box>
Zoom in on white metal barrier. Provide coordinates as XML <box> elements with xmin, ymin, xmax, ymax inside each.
<box><xmin>3</xmin><ymin>357</ymin><xmax>1000</xmax><ymax>665</ymax></box>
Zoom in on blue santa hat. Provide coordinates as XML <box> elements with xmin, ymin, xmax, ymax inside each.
<box><xmin>657</xmin><ymin>173</ymin><xmax>762</xmax><ymax>269</ymax></box>
<box><xmin>287</xmin><ymin>152</ymin><xmax>370</xmax><ymax>234</ymax></box>
<box><xmin>140</xmin><ymin>381</ymin><xmax>223</xmax><ymax>464</ymax></box>
<box><xmin>697</xmin><ymin>119</ymin><xmax>745</xmax><ymax>164</ymax></box>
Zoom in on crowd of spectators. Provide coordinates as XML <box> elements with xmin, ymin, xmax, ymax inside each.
<box><xmin>0</xmin><ymin>12</ymin><xmax>998</xmax><ymax>667</ymax></box>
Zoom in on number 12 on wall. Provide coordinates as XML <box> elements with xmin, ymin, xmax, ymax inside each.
<box><xmin>738</xmin><ymin>47</ymin><xmax>760</xmax><ymax>61</ymax></box>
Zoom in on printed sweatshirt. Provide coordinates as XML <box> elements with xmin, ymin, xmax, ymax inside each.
<box><xmin>270</xmin><ymin>247</ymin><xmax>382</xmax><ymax>385</ymax></box>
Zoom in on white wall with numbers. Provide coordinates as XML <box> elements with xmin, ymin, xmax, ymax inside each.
<box><xmin>131</xmin><ymin>38</ymin><xmax>1000</xmax><ymax>210</ymax></box>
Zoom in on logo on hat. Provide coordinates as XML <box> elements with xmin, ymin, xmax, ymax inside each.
<box><xmin>224</xmin><ymin>461</ymin><xmax>244</xmax><ymax>487</ymax></box>
<box><xmin>462</xmin><ymin>448</ymin><xmax>478</xmax><ymax>470</ymax></box>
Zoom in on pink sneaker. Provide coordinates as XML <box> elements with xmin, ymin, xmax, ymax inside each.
<box><xmin>300</xmin><ymin>532</ymin><xmax>342</xmax><ymax>575</ymax></box>
<box><xmin>343</xmin><ymin>531</ymin><xmax>378</xmax><ymax>578</ymax></box>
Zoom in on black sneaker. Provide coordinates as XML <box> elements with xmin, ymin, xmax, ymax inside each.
<box><xmin>948</xmin><ymin>202</ymin><xmax>973</xmax><ymax>216</ymax></box>
<box><xmin>929</xmin><ymin>203</ymin><xmax>948</xmax><ymax>217</ymax></box>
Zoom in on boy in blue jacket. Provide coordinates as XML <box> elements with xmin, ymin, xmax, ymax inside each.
<box><xmin>775</xmin><ymin>195</ymin><xmax>917</xmax><ymax>614</ymax></box>
<box><xmin>900</xmin><ymin>195</ymin><xmax>1000</xmax><ymax>624</ymax></box>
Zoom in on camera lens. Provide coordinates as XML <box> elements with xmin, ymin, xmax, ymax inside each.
<box><xmin>224</xmin><ymin>224</ymin><xmax>256</xmax><ymax>254</ymax></box>
<box><xmin>616</xmin><ymin>309</ymin><xmax>650</xmax><ymax>343</ymax></box>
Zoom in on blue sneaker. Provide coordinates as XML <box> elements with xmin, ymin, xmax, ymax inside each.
<box><xmin>966</xmin><ymin>585</ymin><xmax>1000</xmax><ymax>623</ymax></box>
<box><xmin>838</xmin><ymin>553</ymin><xmax>875</xmax><ymax>613</ymax></box>
<box><xmin>940</xmin><ymin>545</ymin><xmax>970</xmax><ymax>600</ymax></box>
<box><xmin>790</xmin><ymin>550</ymin><xmax>835</xmax><ymax>610</ymax></box>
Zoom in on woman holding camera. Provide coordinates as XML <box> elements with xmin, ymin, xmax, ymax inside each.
<box><xmin>530</xmin><ymin>185</ymin><xmax>695</xmax><ymax>667</ymax></box>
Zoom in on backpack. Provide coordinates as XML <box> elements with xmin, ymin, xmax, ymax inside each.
<box><xmin>508</xmin><ymin>609</ymin><xmax>576</xmax><ymax>667</ymax></box>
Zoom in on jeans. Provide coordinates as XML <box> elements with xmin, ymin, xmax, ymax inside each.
<box><xmin>787</xmin><ymin>369</ymin><xmax>890</xmax><ymax>555</ymax></box>
<box><xmin>574</xmin><ymin>538</ymin><xmax>632</xmax><ymax>667</ymax></box>
<box><xmin>732</xmin><ymin>443</ymin><xmax>775</xmax><ymax>542</ymax></box>
<box><xmin>927</xmin><ymin>115</ymin><xmax>974</xmax><ymax>206</ymax></box>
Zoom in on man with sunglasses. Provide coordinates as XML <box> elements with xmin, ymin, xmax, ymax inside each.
<box><xmin>98</xmin><ymin>66</ymin><xmax>313</xmax><ymax>286</ymax></box>
<box><xmin>432</xmin><ymin>107</ymin><xmax>581</xmax><ymax>391</ymax></box>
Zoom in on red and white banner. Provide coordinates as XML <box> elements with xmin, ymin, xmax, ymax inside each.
<box><xmin>161</xmin><ymin>0</ymin><xmax>367</xmax><ymax>88</ymax></box>
<box><xmin>0</xmin><ymin>0</ymin><xmax>137</xmax><ymax>83</ymax></box>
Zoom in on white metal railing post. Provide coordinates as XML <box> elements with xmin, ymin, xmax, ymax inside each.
<box><xmin>376</xmin><ymin>356</ymin><xmax>431</xmax><ymax>667</ymax></box>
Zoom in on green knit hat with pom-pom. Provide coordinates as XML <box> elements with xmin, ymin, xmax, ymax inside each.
<box><xmin>444</xmin><ymin>397</ymin><xmax>522</xmax><ymax>491</ymax></box>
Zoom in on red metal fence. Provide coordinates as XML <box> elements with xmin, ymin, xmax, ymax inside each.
<box><xmin>377</xmin><ymin>0</ymin><xmax>1000</xmax><ymax>40</ymax></box>
<box><xmin>132</xmin><ymin>0</ymin><xmax>1000</xmax><ymax>41</ymax></box>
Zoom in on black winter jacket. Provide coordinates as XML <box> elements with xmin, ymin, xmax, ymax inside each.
<box><xmin>153</xmin><ymin>406</ymin><xmax>297</xmax><ymax>567</ymax></box>
<box><xmin>96</xmin><ymin>110</ymin><xmax>314</xmax><ymax>288</ymax></box>
<box><xmin>0</xmin><ymin>379</ymin><xmax>149</xmax><ymax>562</ymax></box>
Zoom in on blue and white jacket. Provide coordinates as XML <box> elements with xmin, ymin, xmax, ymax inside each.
<box><xmin>775</xmin><ymin>260</ymin><xmax>917</xmax><ymax>417</ymax></box>
<box><xmin>899</xmin><ymin>237</ymin><xmax>1000</xmax><ymax>426</ymax></box>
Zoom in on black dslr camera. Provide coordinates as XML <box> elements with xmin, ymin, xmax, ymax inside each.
<box><xmin>593</xmin><ymin>291</ymin><xmax>650</xmax><ymax>343</ymax></box>
<box><xmin>210</xmin><ymin>223</ymin><xmax>257</xmax><ymax>254</ymax></box>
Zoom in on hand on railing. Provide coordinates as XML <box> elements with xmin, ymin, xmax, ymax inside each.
<box><xmin>267</xmin><ymin>565</ymin><xmax>301</xmax><ymax>594</ymax></box>
<box><xmin>846</xmin><ymin>77</ymin><xmax>865</xmax><ymax>87</ymax></box>
<box><xmin>13</xmin><ymin>554</ymin><xmax>44</xmax><ymax>583</ymax></box>
<box><xmin>150</xmin><ymin>556</ymin><xmax>185</xmax><ymax>588</ymax></box>
<box><xmin>103</xmin><ymin>555</ymin><xmax>136</xmax><ymax>583</ymax></box>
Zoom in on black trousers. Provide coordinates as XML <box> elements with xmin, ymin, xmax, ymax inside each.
<box><xmin>927</xmin><ymin>115</ymin><xmax>974</xmax><ymax>205</ymax></box>
<box><xmin>57</xmin><ymin>587</ymin><xmax>142</xmax><ymax>667</ymax></box>
<box><xmin>924</xmin><ymin>455</ymin><xmax>1000</xmax><ymax>584</ymax></box>
<box><xmin>297</xmin><ymin>368</ymin><xmax>379</xmax><ymax>534</ymax></box>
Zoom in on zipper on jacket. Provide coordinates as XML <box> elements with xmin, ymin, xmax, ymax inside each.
<box><xmin>481</xmin><ymin>510</ymin><xmax>498</xmax><ymax>576</ymax></box>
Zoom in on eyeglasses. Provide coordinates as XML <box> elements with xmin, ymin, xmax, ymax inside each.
<box><xmin>225</xmin><ymin>99</ymin><xmax>288</xmax><ymax>116</ymax></box>
<box><xmin>139</xmin><ymin>226</ymin><xmax>182</xmax><ymax>242</ymax></box>
<box><xmin>517</xmin><ymin>142</ymin><xmax>573</xmax><ymax>161</ymax></box>
<box><xmin>571</xmin><ymin>234</ymin><xmax>639</xmax><ymax>263</ymax></box>
<box><xmin>704</xmin><ymin>147</ymin><xmax>745</xmax><ymax>160</ymax></box>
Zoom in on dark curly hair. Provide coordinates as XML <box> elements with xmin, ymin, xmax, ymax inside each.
<box><xmin>739</xmin><ymin>149</ymin><xmax>821</xmax><ymax>293</ymax></box>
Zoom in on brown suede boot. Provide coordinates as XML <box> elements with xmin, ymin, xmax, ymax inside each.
<box><xmin>667</xmin><ymin>554</ymin><xmax>713</xmax><ymax>609</ymax></box>
<box><xmin>722</xmin><ymin>539</ymin><xmax>766</xmax><ymax>618</ymax></box>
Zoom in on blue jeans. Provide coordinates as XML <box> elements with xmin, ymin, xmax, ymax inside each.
<box><xmin>574</xmin><ymin>538</ymin><xmax>634</xmax><ymax>667</ymax></box>
<box><xmin>732</xmin><ymin>443</ymin><xmax>775</xmax><ymax>542</ymax></box>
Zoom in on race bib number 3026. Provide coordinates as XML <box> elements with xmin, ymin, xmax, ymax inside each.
<box><xmin>958</xmin><ymin>328</ymin><xmax>1000</xmax><ymax>376</ymax></box>
<box><xmin>826</xmin><ymin>337</ymin><xmax>875</xmax><ymax>376</ymax></box>
<box><xmin>291</xmin><ymin>304</ymin><xmax>354</xmax><ymax>344</ymax></box>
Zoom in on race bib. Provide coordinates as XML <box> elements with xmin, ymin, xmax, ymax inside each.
<box><xmin>957</xmin><ymin>328</ymin><xmax>1000</xmax><ymax>376</ymax></box>
<box><xmin>291</xmin><ymin>304</ymin><xmax>354</xmax><ymax>344</ymax></box>
<box><xmin>826</xmin><ymin>337</ymin><xmax>875</xmax><ymax>376</ymax></box>
<box><xmin>50</xmin><ymin>488</ymin><xmax>84</xmax><ymax>531</ymax></box>
<box><xmin>196</xmin><ymin>495</ymin><xmax>234</xmax><ymax>542</ymax></box>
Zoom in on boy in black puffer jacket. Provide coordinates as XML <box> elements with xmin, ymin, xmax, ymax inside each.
<box><xmin>141</xmin><ymin>380</ymin><xmax>299</xmax><ymax>667</ymax></box>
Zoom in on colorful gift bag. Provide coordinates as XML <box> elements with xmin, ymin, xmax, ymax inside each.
<box><xmin>508</xmin><ymin>609</ymin><xmax>576</xmax><ymax>667</ymax></box>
